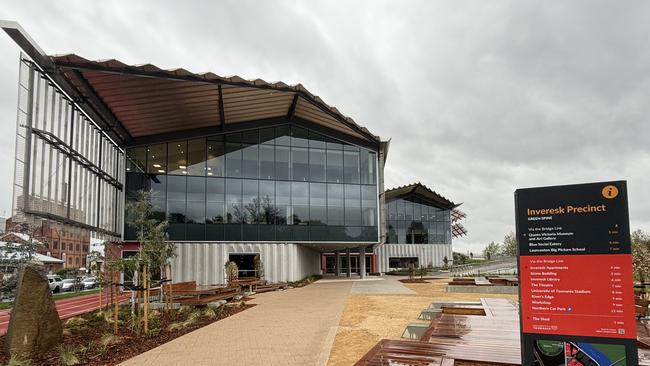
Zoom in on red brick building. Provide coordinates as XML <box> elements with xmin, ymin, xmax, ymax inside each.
<box><xmin>3</xmin><ymin>218</ymin><xmax>90</xmax><ymax>269</ymax></box>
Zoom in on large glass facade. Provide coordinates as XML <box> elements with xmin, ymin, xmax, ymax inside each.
<box><xmin>385</xmin><ymin>198</ymin><xmax>451</xmax><ymax>244</ymax></box>
<box><xmin>125</xmin><ymin>125</ymin><xmax>379</xmax><ymax>242</ymax></box>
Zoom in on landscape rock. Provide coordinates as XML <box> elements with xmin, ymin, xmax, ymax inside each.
<box><xmin>4</xmin><ymin>266</ymin><xmax>62</xmax><ymax>356</ymax></box>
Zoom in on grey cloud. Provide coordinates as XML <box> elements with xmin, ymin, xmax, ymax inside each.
<box><xmin>0</xmin><ymin>0</ymin><xmax>648</xmax><ymax>254</ymax></box>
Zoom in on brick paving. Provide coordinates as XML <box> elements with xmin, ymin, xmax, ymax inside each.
<box><xmin>120</xmin><ymin>280</ymin><xmax>353</xmax><ymax>366</ymax></box>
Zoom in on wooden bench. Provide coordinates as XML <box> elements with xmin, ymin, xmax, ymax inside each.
<box><xmin>163</xmin><ymin>281</ymin><xmax>241</xmax><ymax>306</ymax></box>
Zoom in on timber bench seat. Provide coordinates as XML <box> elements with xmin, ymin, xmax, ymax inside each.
<box><xmin>163</xmin><ymin>281</ymin><xmax>241</xmax><ymax>306</ymax></box>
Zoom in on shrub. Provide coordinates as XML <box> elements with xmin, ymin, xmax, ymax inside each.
<box><xmin>64</xmin><ymin>317</ymin><xmax>87</xmax><ymax>329</ymax></box>
<box><xmin>58</xmin><ymin>345</ymin><xmax>80</xmax><ymax>366</ymax></box>
<box><xmin>5</xmin><ymin>355</ymin><xmax>31</xmax><ymax>366</ymax></box>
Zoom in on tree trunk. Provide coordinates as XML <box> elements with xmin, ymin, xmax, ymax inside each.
<box><xmin>143</xmin><ymin>265</ymin><xmax>149</xmax><ymax>334</ymax></box>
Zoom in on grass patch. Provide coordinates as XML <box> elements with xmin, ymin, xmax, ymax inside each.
<box><xmin>52</xmin><ymin>289</ymin><xmax>100</xmax><ymax>301</ymax></box>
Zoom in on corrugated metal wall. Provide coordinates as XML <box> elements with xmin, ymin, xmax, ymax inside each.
<box><xmin>171</xmin><ymin>242</ymin><xmax>321</xmax><ymax>285</ymax></box>
<box><xmin>374</xmin><ymin>244</ymin><xmax>452</xmax><ymax>272</ymax></box>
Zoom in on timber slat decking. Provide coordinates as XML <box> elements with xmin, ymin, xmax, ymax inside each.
<box><xmin>358</xmin><ymin>297</ymin><xmax>650</xmax><ymax>365</ymax></box>
<box><xmin>353</xmin><ymin>339</ymin><xmax>454</xmax><ymax>366</ymax></box>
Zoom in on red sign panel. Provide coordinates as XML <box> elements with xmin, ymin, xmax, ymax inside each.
<box><xmin>520</xmin><ymin>253</ymin><xmax>636</xmax><ymax>339</ymax></box>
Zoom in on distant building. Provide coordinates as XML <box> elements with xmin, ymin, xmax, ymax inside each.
<box><xmin>3</xmin><ymin>218</ymin><xmax>90</xmax><ymax>269</ymax></box>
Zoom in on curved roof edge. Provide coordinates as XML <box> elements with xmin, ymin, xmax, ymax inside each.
<box><xmin>385</xmin><ymin>182</ymin><xmax>459</xmax><ymax>209</ymax></box>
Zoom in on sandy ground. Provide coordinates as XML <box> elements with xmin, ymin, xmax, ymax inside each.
<box><xmin>326</xmin><ymin>278</ymin><xmax>518</xmax><ymax>366</ymax></box>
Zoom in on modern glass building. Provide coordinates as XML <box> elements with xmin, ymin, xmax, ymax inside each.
<box><xmin>3</xmin><ymin>21</ymin><xmax>392</xmax><ymax>283</ymax></box>
<box><xmin>376</xmin><ymin>183</ymin><xmax>460</xmax><ymax>272</ymax></box>
<box><xmin>3</xmin><ymin>22</ymin><xmax>464</xmax><ymax>283</ymax></box>
<box><xmin>124</xmin><ymin>126</ymin><xmax>378</xmax><ymax>244</ymax></box>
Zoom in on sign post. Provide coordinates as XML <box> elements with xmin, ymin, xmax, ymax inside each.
<box><xmin>516</xmin><ymin>181</ymin><xmax>638</xmax><ymax>365</ymax></box>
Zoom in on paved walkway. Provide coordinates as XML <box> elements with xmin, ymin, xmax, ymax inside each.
<box><xmin>350</xmin><ymin>277</ymin><xmax>415</xmax><ymax>294</ymax></box>
<box><xmin>120</xmin><ymin>280</ymin><xmax>353</xmax><ymax>366</ymax></box>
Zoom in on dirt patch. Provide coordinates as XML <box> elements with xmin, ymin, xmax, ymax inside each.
<box><xmin>326</xmin><ymin>278</ymin><xmax>518</xmax><ymax>366</ymax></box>
<box><xmin>0</xmin><ymin>302</ymin><xmax>254</xmax><ymax>366</ymax></box>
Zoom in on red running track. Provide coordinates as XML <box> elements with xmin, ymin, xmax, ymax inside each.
<box><xmin>0</xmin><ymin>290</ymin><xmax>131</xmax><ymax>335</ymax></box>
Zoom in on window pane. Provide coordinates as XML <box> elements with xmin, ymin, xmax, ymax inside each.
<box><xmin>147</xmin><ymin>144</ymin><xmax>167</xmax><ymax>174</ymax></box>
<box><xmin>360</xmin><ymin>150</ymin><xmax>376</xmax><ymax>184</ymax></box>
<box><xmin>309</xmin><ymin>183</ymin><xmax>326</xmax><ymax>225</ymax></box>
<box><xmin>167</xmin><ymin>141</ymin><xmax>187</xmax><ymax>175</ymax></box>
<box><xmin>292</xmin><ymin>182</ymin><xmax>309</xmax><ymax>225</ymax></box>
<box><xmin>309</xmin><ymin>131</ymin><xmax>326</xmax><ymax>149</ymax></box>
<box><xmin>275</xmin><ymin>145</ymin><xmax>290</xmax><ymax>180</ymax></box>
<box><xmin>413</xmin><ymin>202</ymin><xmax>422</xmax><ymax>222</ymax></box>
<box><xmin>276</xmin><ymin>181</ymin><xmax>291</xmax><ymax>225</ymax></box>
<box><xmin>187</xmin><ymin>176</ymin><xmax>205</xmax><ymax>202</ymax></box>
<box><xmin>397</xmin><ymin>220</ymin><xmax>406</xmax><ymax>244</ymax></box>
<box><xmin>260</xmin><ymin>145</ymin><xmax>275</xmax><ymax>180</ymax></box>
<box><xmin>207</xmin><ymin>139</ymin><xmax>225</xmax><ymax>177</ymax></box>
<box><xmin>275</xmin><ymin>125</ymin><xmax>290</xmax><ymax>146</ymax></box>
<box><xmin>242</xmin><ymin>180</ymin><xmax>258</xmax><ymax>224</ymax></box>
<box><xmin>167</xmin><ymin>200</ymin><xmax>186</xmax><ymax>224</ymax></box>
<box><xmin>404</xmin><ymin>200</ymin><xmax>413</xmax><ymax>221</ymax></box>
<box><xmin>186</xmin><ymin>201</ymin><xmax>205</xmax><ymax>224</ymax></box>
<box><xmin>241</xmin><ymin>130</ymin><xmax>258</xmax><ymax>145</ymax></box>
<box><xmin>309</xmin><ymin>148</ymin><xmax>326</xmax><ymax>182</ymax></box>
<box><xmin>388</xmin><ymin>200</ymin><xmax>396</xmax><ymax>220</ymax></box>
<box><xmin>345</xmin><ymin>184</ymin><xmax>361</xmax><ymax>226</ymax></box>
<box><xmin>361</xmin><ymin>185</ymin><xmax>376</xmax><ymax>208</ymax></box>
<box><xmin>259</xmin><ymin>181</ymin><xmax>275</xmax><ymax>225</ymax></box>
<box><xmin>326</xmin><ymin>138</ymin><xmax>343</xmax><ymax>151</ymax></box>
<box><xmin>150</xmin><ymin>175</ymin><xmax>166</xmax><ymax>221</ymax></box>
<box><xmin>362</xmin><ymin>207</ymin><xmax>376</xmax><ymax>226</ymax></box>
<box><xmin>343</xmin><ymin>148</ymin><xmax>360</xmax><ymax>184</ymax></box>
<box><xmin>291</xmin><ymin>147</ymin><xmax>309</xmax><ymax>182</ymax></box>
<box><xmin>207</xmin><ymin>177</ymin><xmax>225</xmax><ymax>202</ymax></box>
<box><xmin>167</xmin><ymin>175</ymin><xmax>186</xmax><ymax>201</ymax></box>
<box><xmin>225</xmin><ymin>141</ymin><xmax>242</xmax><ymax>177</ymax></box>
<box><xmin>327</xmin><ymin>184</ymin><xmax>344</xmax><ymax>226</ymax></box>
<box><xmin>326</xmin><ymin>149</ymin><xmax>343</xmax><ymax>183</ymax></box>
<box><xmin>127</xmin><ymin>147</ymin><xmax>146</xmax><ymax>173</ymax></box>
<box><xmin>291</xmin><ymin>126</ymin><xmax>309</xmax><ymax>147</ymax></box>
<box><xmin>187</xmin><ymin>138</ymin><xmax>206</xmax><ymax>176</ymax></box>
<box><xmin>225</xmin><ymin>178</ymin><xmax>242</xmax><ymax>223</ymax></box>
<box><xmin>260</xmin><ymin>127</ymin><xmax>275</xmax><ymax>145</ymax></box>
<box><xmin>207</xmin><ymin>201</ymin><xmax>225</xmax><ymax>224</ymax></box>
<box><xmin>397</xmin><ymin>200</ymin><xmax>405</xmax><ymax>220</ymax></box>
<box><xmin>242</xmin><ymin>144</ymin><xmax>259</xmax><ymax>179</ymax></box>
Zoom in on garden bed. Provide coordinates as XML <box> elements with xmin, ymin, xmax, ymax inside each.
<box><xmin>398</xmin><ymin>279</ymin><xmax>430</xmax><ymax>284</ymax></box>
<box><xmin>0</xmin><ymin>301</ymin><xmax>254</xmax><ymax>366</ymax></box>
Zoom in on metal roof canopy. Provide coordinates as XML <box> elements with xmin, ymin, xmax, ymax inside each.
<box><xmin>2</xmin><ymin>21</ymin><xmax>380</xmax><ymax>149</ymax></box>
<box><xmin>385</xmin><ymin>182</ymin><xmax>459</xmax><ymax>210</ymax></box>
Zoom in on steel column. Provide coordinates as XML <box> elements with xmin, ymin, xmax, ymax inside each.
<box><xmin>346</xmin><ymin>248</ymin><xmax>351</xmax><ymax>278</ymax></box>
<box><xmin>359</xmin><ymin>246</ymin><xmax>366</xmax><ymax>279</ymax></box>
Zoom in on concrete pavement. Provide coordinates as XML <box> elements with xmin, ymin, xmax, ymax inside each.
<box><xmin>120</xmin><ymin>280</ymin><xmax>353</xmax><ymax>366</ymax></box>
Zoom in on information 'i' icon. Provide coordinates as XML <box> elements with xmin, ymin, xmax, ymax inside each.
<box><xmin>602</xmin><ymin>185</ymin><xmax>619</xmax><ymax>199</ymax></box>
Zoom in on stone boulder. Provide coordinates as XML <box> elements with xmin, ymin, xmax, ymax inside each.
<box><xmin>4</xmin><ymin>266</ymin><xmax>62</xmax><ymax>356</ymax></box>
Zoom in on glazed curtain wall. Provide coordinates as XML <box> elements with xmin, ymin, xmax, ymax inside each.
<box><xmin>125</xmin><ymin>125</ymin><xmax>378</xmax><ymax>242</ymax></box>
<box><xmin>385</xmin><ymin>199</ymin><xmax>451</xmax><ymax>244</ymax></box>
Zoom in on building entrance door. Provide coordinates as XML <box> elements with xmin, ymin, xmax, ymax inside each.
<box><xmin>340</xmin><ymin>255</ymin><xmax>359</xmax><ymax>274</ymax></box>
<box><xmin>228</xmin><ymin>253</ymin><xmax>257</xmax><ymax>278</ymax></box>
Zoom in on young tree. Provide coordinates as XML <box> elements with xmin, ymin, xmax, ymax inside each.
<box><xmin>0</xmin><ymin>222</ymin><xmax>46</xmax><ymax>300</ymax></box>
<box><xmin>123</xmin><ymin>190</ymin><xmax>174</xmax><ymax>334</ymax></box>
<box><xmin>632</xmin><ymin>230</ymin><xmax>650</xmax><ymax>283</ymax></box>
<box><xmin>500</xmin><ymin>232</ymin><xmax>517</xmax><ymax>257</ymax></box>
<box><xmin>483</xmin><ymin>242</ymin><xmax>501</xmax><ymax>261</ymax></box>
<box><xmin>442</xmin><ymin>256</ymin><xmax>450</xmax><ymax>269</ymax></box>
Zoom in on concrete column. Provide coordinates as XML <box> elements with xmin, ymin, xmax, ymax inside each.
<box><xmin>346</xmin><ymin>248</ymin><xmax>351</xmax><ymax>278</ymax></box>
<box><xmin>359</xmin><ymin>246</ymin><xmax>366</xmax><ymax>278</ymax></box>
<box><xmin>334</xmin><ymin>250</ymin><xmax>341</xmax><ymax>276</ymax></box>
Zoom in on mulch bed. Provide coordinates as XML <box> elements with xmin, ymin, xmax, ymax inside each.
<box><xmin>0</xmin><ymin>302</ymin><xmax>255</xmax><ymax>366</ymax></box>
<box><xmin>399</xmin><ymin>279</ymin><xmax>430</xmax><ymax>283</ymax></box>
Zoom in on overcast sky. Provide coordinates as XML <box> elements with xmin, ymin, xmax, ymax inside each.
<box><xmin>0</xmin><ymin>1</ymin><xmax>648</xmax><ymax>254</ymax></box>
